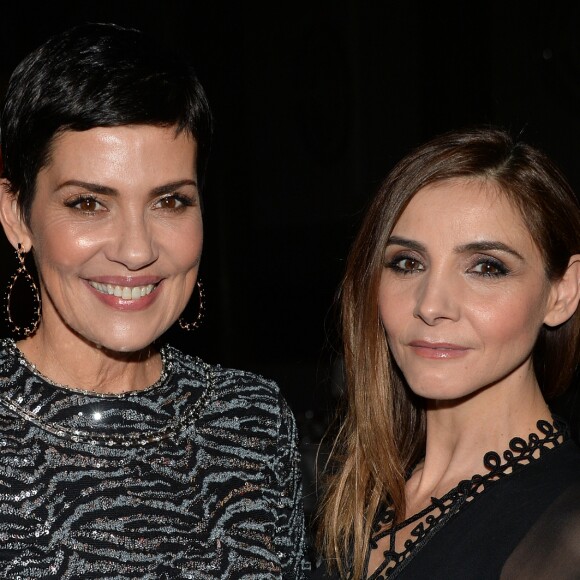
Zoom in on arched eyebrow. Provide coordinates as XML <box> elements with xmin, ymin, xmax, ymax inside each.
<box><xmin>55</xmin><ymin>179</ymin><xmax>198</xmax><ymax>197</ymax></box>
<box><xmin>150</xmin><ymin>180</ymin><xmax>198</xmax><ymax>197</ymax></box>
<box><xmin>56</xmin><ymin>180</ymin><xmax>116</xmax><ymax>195</ymax></box>
<box><xmin>387</xmin><ymin>236</ymin><xmax>525</xmax><ymax>262</ymax></box>
<box><xmin>386</xmin><ymin>236</ymin><xmax>426</xmax><ymax>253</ymax></box>
<box><xmin>456</xmin><ymin>241</ymin><xmax>525</xmax><ymax>261</ymax></box>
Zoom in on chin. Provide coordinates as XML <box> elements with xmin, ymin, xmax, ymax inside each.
<box><xmin>407</xmin><ymin>378</ymin><xmax>474</xmax><ymax>402</ymax></box>
<box><xmin>77</xmin><ymin>326</ymin><xmax>166</xmax><ymax>355</ymax></box>
<box><xmin>88</xmin><ymin>338</ymin><xmax>154</xmax><ymax>355</ymax></box>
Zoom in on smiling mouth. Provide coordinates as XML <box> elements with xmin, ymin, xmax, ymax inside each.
<box><xmin>88</xmin><ymin>281</ymin><xmax>158</xmax><ymax>300</ymax></box>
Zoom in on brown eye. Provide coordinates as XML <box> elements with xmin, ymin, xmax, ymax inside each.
<box><xmin>386</xmin><ymin>256</ymin><xmax>425</xmax><ymax>274</ymax></box>
<box><xmin>400</xmin><ymin>258</ymin><xmax>420</xmax><ymax>271</ymax></box>
<box><xmin>158</xmin><ymin>197</ymin><xmax>179</xmax><ymax>209</ymax></box>
<box><xmin>471</xmin><ymin>259</ymin><xmax>508</xmax><ymax>277</ymax></box>
<box><xmin>78</xmin><ymin>198</ymin><xmax>98</xmax><ymax>212</ymax></box>
<box><xmin>480</xmin><ymin>263</ymin><xmax>499</xmax><ymax>274</ymax></box>
<box><xmin>66</xmin><ymin>196</ymin><xmax>104</xmax><ymax>213</ymax></box>
<box><xmin>154</xmin><ymin>194</ymin><xmax>193</xmax><ymax>210</ymax></box>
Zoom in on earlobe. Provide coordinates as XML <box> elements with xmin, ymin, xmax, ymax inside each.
<box><xmin>544</xmin><ymin>256</ymin><xmax>580</xmax><ymax>327</ymax></box>
<box><xmin>0</xmin><ymin>179</ymin><xmax>32</xmax><ymax>251</ymax></box>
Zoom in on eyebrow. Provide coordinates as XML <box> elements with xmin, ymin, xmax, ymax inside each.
<box><xmin>56</xmin><ymin>179</ymin><xmax>198</xmax><ymax>197</ymax></box>
<box><xmin>387</xmin><ymin>236</ymin><xmax>426</xmax><ymax>253</ymax></box>
<box><xmin>387</xmin><ymin>236</ymin><xmax>525</xmax><ymax>261</ymax></box>
<box><xmin>456</xmin><ymin>241</ymin><xmax>525</xmax><ymax>261</ymax></box>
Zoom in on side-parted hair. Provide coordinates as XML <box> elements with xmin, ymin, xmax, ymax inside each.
<box><xmin>0</xmin><ymin>22</ymin><xmax>212</xmax><ymax>224</ymax></box>
<box><xmin>318</xmin><ymin>127</ymin><xmax>580</xmax><ymax>578</ymax></box>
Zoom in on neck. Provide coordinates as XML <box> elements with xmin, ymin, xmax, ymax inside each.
<box><xmin>407</xmin><ymin>363</ymin><xmax>551</xmax><ymax>506</ymax></box>
<box><xmin>16</xmin><ymin>325</ymin><xmax>161</xmax><ymax>395</ymax></box>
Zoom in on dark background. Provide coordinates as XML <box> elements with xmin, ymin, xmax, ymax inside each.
<box><xmin>1</xmin><ymin>0</ymin><xmax>580</xmax><ymax>528</ymax></box>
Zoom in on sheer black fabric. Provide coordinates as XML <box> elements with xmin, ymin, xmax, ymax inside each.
<box><xmin>314</xmin><ymin>420</ymin><xmax>580</xmax><ymax>579</ymax></box>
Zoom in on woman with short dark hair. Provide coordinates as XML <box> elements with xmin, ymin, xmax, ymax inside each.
<box><xmin>315</xmin><ymin>128</ymin><xmax>580</xmax><ymax>579</ymax></box>
<box><xmin>0</xmin><ymin>23</ymin><xmax>309</xmax><ymax>578</ymax></box>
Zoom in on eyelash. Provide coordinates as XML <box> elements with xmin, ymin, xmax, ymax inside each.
<box><xmin>64</xmin><ymin>193</ymin><xmax>196</xmax><ymax>214</ymax></box>
<box><xmin>385</xmin><ymin>254</ymin><xmax>510</xmax><ymax>278</ymax></box>
<box><xmin>385</xmin><ymin>254</ymin><xmax>424</xmax><ymax>275</ymax></box>
<box><xmin>154</xmin><ymin>193</ymin><xmax>195</xmax><ymax>211</ymax></box>
<box><xmin>64</xmin><ymin>195</ymin><xmax>103</xmax><ymax>214</ymax></box>
<box><xmin>468</xmin><ymin>257</ymin><xmax>510</xmax><ymax>277</ymax></box>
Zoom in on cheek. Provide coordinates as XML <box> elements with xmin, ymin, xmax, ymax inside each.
<box><xmin>378</xmin><ymin>283</ymin><xmax>411</xmax><ymax>335</ymax></box>
<box><xmin>32</xmin><ymin>224</ymin><xmax>100</xmax><ymax>278</ymax></box>
<box><xmin>378</xmin><ymin>295</ymin><xmax>409</xmax><ymax>366</ymax></box>
<box><xmin>468</xmin><ymin>286</ymin><xmax>548</xmax><ymax>347</ymax></box>
<box><xmin>156</xmin><ymin>218</ymin><xmax>203</xmax><ymax>279</ymax></box>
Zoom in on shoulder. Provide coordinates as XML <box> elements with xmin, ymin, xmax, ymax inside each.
<box><xmin>531</xmin><ymin>438</ymin><xmax>580</xmax><ymax>481</ymax></box>
<box><xmin>167</xmin><ymin>344</ymin><xmax>282</xmax><ymax>401</ymax></box>
<box><xmin>166</xmin><ymin>344</ymin><xmax>293</xmax><ymax>433</ymax></box>
<box><xmin>501</xmin><ymin>467</ymin><xmax>580</xmax><ymax>578</ymax></box>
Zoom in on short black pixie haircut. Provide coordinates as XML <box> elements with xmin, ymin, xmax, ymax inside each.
<box><xmin>0</xmin><ymin>22</ymin><xmax>212</xmax><ymax>225</ymax></box>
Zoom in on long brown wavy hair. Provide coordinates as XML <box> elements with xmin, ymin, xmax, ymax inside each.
<box><xmin>317</xmin><ymin>127</ymin><xmax>580</xmax><ymax>578</ymax></box>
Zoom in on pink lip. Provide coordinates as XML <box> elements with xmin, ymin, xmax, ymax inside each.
<box><xmin>408</xmin><ymin>340</ymin><xmax>471</xmax><ymax>360</ymax></box>
<box><xmin>83</xmin><ymin>278</ymin><xmax>163</xmax><ymax>312</ymax></box>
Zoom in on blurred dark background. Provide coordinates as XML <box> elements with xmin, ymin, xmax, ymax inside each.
<box><xmin>1</xmin><ymin>0</ymin><xmax>580</xmax><ymax>536</ymax></box>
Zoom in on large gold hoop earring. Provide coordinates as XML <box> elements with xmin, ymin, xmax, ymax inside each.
<box><xmin>178</xmin><ymin>278</ymin><xmax>205</xmax><ymax>331</ymax></box>
<box><xmin>5</xmin><ymin>243</ymin><xmax>41</xmax><ymax>337</ymax></box>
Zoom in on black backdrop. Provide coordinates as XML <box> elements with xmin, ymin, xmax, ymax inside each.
<box><xmin>1</xmin><ymin>0</ymin><xmax>580</xmax><ymax>524</ymax></box>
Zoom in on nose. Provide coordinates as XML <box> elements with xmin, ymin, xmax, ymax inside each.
<box><xmin>106</xmin><ymin>211</ymin><xmax>158</xmax><ymax>271</ymax></box>
<box><xmin>413</xmin><ymin>268</ymin><xmax>460</xmax><ymax>325</ymax></box>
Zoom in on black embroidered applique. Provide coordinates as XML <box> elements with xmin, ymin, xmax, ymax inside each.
<box><xmin>365</xmin><ymin>419</ymin><xmax>566</xmax><ymax>579</ymax></box>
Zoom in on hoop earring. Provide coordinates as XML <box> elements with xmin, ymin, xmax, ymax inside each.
<box><xmin>179</xmin><ymin>278</ymin><xmax>205</xmax><ymax>331</ymax></box>
<box><xmin>5</xmin><ymin>243</ymin><xmax>41</xmax><ymax>337</ymax></box>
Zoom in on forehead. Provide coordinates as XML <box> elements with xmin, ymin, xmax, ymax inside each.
<box><xmin>47</xmin><ymin>124</ymin><xmax>196</xmax><ymax>160</ymax></box>
<box><xmin>39</xmin><ymin>125</ymin><xmax>197</xmax><ymax>183</ymax></box>
<box><xmin>393</xmin><ymin>178</ymin><xmax>537</xmax><ymax>251</ymax></box>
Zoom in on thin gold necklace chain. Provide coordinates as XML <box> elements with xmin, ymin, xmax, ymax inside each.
<box><xmin>0</xmin><ymin>344</ymin><xmax>216</xmax><ymax>447</ymax></box>
<box><xmin>5</xmin><ymin>339</ymin><xmax>171</xmax><ymax>398</ymax></box>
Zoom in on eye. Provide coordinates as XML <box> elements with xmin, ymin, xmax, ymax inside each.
<box><xmin>469</xmin><ymin>258</ymin><xmax>509</xmax><ymax>277</ymax></box>
<box><xmin>386</xmin><ymin>255</ymin><xmax>425</xmax><ymax>274</ymax></box>
<box><xmin>154</xmin><ymin>194</ymin><xmax>194</xmax><ymax>210</ymax></box>
<box><xmin>65</xmin><ymin>196</ymin><xmax>104</xmax><ymax>213</ymax></box>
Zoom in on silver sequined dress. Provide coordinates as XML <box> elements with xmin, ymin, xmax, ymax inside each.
<box><xmin>0</xmin><ymin>339</ymin><xmax>309</xmax><ymax>579</ymax></box>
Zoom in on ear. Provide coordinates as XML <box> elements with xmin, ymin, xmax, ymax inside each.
<box><xmin>543</xmin><ymin>255</ymin><xmax>580</xmax><ymax>327</ymax></box>
<box><xmin>0</xmin><ymin>179</ymin><xmax>32</xmax><ymax>252</ymax></box>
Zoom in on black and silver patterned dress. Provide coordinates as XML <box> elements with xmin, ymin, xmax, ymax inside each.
<box><xmin>0</xmin><ymin>339</ymin><xmax>309</xmax><ymax>579</ymax></box>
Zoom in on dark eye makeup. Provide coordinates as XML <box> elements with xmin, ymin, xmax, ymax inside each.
<box><xmin>385</xmin><ymin>254</ymin><xmax>425</xmax><ymax>275</ymax></box>
<box><xmin>384</xmin><ymin>251</ymin><xmax>511</xmax><ymax>279</ymax></box>
<box><xmin>468</xmin><ymin>256</ymin><xmax>510</xmax><ymax>277</ymax></box>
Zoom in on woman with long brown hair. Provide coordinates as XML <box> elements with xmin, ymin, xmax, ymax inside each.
<box><xmin>315</xmin><ymin>127</ymin><xmax>580</xmax><ymax>579</ymax></box>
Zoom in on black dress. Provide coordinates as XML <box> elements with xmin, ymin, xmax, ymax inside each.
<box><xmin>314</xmin><ymin>419</ymin><xmax>580</xmax><ymax>579</ymax></box>
<box><xmin>0</xmin><ymin>339</ymin><xmax>310</xmax><ymax>579</ymax></box>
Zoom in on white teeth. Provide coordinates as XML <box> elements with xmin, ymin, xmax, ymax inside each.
<box><xmin>89</xmin><ymin>281</ymin><xmax>156</xmax><ymax>300</ymax></box>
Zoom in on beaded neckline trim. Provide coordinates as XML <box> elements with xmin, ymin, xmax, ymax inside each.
<box><xmin>1</xmin><ymin>338</ymin><xmax>171</xmax><ymax>398</ymax></box>
<box><xmin>0</xmin><ymin>340</ymin><xmax>216</xmax><ymax>447</ymax></box>
<box><xmin>366</xmin><ymin>418</ymin><xmax>567</xmax><ymax>579</ymax></box>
